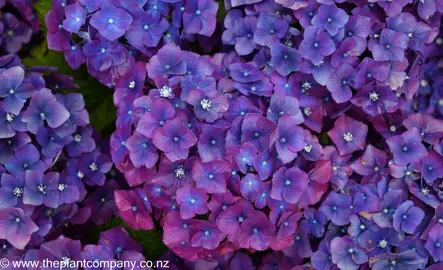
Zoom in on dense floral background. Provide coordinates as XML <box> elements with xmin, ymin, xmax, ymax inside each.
<box><xmin>1</xmin><ymin>0</ymin><xmax>443</xmax><ymax>269</ymax></box>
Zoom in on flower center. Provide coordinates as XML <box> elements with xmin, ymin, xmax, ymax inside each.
<box><xmin>38</xmin><ymin>185</ymin><xmax>46</xmax><ymax>194</ymax></box>
<box><xmin>195</xmin><ymin>9</ymin><xmax>201</xmax><ymax>15</ymax></box>
<box><xmin>9</xmin><ymin>89</ymin><xmax>14</xmax><ymax>94</ymax></box>
<box><xmin>378</xmin><ymin>239</ymin><xmax>388</xmax><ymax>248</ymax></box>
<box><xmin>108</xmin><ymin>19</ymin><xmax>114</xmax><ymax>24</ymax></box>
<box><xmin>13</xmin><ymin>187</ymin><xmax>23</xmax><ymax>197</ymax></box>
<box><xmin>89</xmin><ymin>163</ymin><xmax>98</xmax><ymax>171</ymax></box>
<box><xmin>74</xmin><ymin>135</ymin><xmax>82</xmax><ymax>142</ymax></box>
<box><xmin>58</xmin><ymin>184</ymin><xmax>66</xmax><ymax>191</ymax></box>
<box><xmin>40</xmin><ymin>113</ymin><xmax>46</xmax><ymax>120</ymax></box>
<box><xmin>200</xmin><ymin>99</ymin><xmax>212</xmax><ymax>111</ymax></box>
<box><xmin>369</xmin><ymin>92</ymin><xmax>379</xmax><ymax>101</ymax></box>
<box><xmin>285</xmin><ymin>180</ymin><xmax>291</xmax><ymax>185</ymax></box>
<box><xmin>129</xmin><ymin>81</ymin><xmax>136</xmax><ymax>89</ymax></box>
<box><xmin>175</xmin><ymin>166</ymin><xmax>185</xmax><ymax>178</ymax></box>
<box><xmin>304</xmin><ymin>144</ymin><xmax>312</xmax><ymax>153</ymax></box>
<box><xmin>77</xmin><ymin>171</ymin><xmax>84</xmax><ymax>178</ymax></box>
<box><xmin>159</xmin><ymin>85</ymin><xmax>173</xmax><ymax>98</ymax></box>
<box><xmin>5</xmin><ymin>113</ymin><xmax>14</xmax><ymax>122</ymax></box>
<box><xmin>343</xmin><ymin>132</ymin><xmax>353</xmax><ymax>142</ymax></box>
<box><xmin>304</xmin><ymin>107</ymin><xmax>312</xmax><ymax>116</ymax></box>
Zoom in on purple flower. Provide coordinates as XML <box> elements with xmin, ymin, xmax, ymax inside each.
<box><xmin>312</xmin><ymin>4</ymin><xmax>349</xmax><ymax>36</ymax></box>
<box><xmin>0</xmin><ymin>66</ymin><xmax>35</xmax><ymax>115</ymax></box>
<box><xmin>192</xmin><ymin>159</ymin><xmax>230</xmax><ymax>194</ymax></box>
<box><xmin>153</xmin><ymin>117</ymin><xmax>197</xmax><ymax>162</ymax></box>
<box><xmin>176</xmin><ymin>187</ymin><xmax>208</xmax><ymax>219</ymax></box>
<box><xmin>253</xmin><ymin>14</ymin><xmax>288</xmax><ymax>47</ymax></box>
<box><xmin>421</xmin><ymin>151</ymin><xmax>443</xmax><ymax>185</ymax></box>
<box><xmin>238</xmin><ymin>211</ymin><xmax>275</xmax><ymax>251</ymax></box>
<box><xmin>22</xmin><ymin>88</ymin><xmax>70</xmax><ymax>134</ymax></box>
<box><xmin>270</xmin><ymin>166</ymin><xmax>309</xmax><ymax>204</ymax></box>
<box><xmin>326</xmin><ymin>63</ymin><xmax>355</xmax><ymax>103</ymax></box>
<box><xmin>90</xmin><ymin>3</ymin><xmax>133</xmax><ymax>41</ymax></box>
<box><xmin>372</xmin><ymin>29</ymin><xmax>409</xmax><ymax>61</ymax></box>
<box><xmin>62</xmin><ymin>4</ymin><xmax>86</xmax><ymax>33</ymax></box>
<box><xmin>426</xmin><ymin>225</ymin><xmax>443</xmax><ymax>262</ymax></box>
<box><xmin>327</xmin><ymin>114</ymin><xmax>368</xmax><ymax>156</ymax></box>
<box><xmin>0</xmin><ymin>207</ymin><xmax>38</xmax><ymax>250</ymax></box>
<box><xmin>36</xmin><ymin>127</ymin><xmax>73</xmax><ymax>158</ymax></box>
<box><xmin>270</xmin><ymin>43</ymin><xmax>301</xmax><ymax>76</ymax></box>
<box><xmin>136</xmin><ymin>98</ymin><xmax>175</xmax><ymax>139</ymax></box>
<box><xmin>83</xmin><ymin>36</ymin><xmax>127</xmax><ymax>72</ymax></box>
<box><xmin>40</xmin><ymin>236</ymin><xmax>82</xmax><ymax>262</ymax></box>
<box><xmin>392</xmin><ymin>200</ymin><xmax>425</xmax><ymax>234</ymax></box>
<box><xmin>241</xmin><ymin>113</ymin><xmax>276</xmax><ymax>152</ymax></box>
<box><xmin>115</xmin><ymin>190</ymin><xmax>154</xmax><ymax>230</ymax></box>
<box><xmin>299</xmin><ymin>26</ymin><xmax>335</xmax><ymax>65</ymax></box>
<box><xmin>78</xmin><ymin>150</ymin><xmax>113</xmax><ymax>186</ymax></box>
<box><xmin>240</xmin><ymin>173</ymin><xmax>264</xmax><ymax>201</ymax></box>
<box><xmin>386</xmin><ymin>128</ymin><xmax>427</xmax><ymax>165</ymax></box>
<box><xmin>185</xmin><ymin>88</ymin><xmax>229</xmax><ymax>123</ymax></box>
<box><xmin>1</xmin><ymin>13</ymin><xmax>32</xmax><ymax>53</ymax></box>
<box><xmin>351</xmin><ymin>83</ymin><xmax>398</xmax><ymax>116</ymax></box>
<box><xmin>229</xmin><ymin>62</ymin><xmax>264</xmax><ymax>83</ymax></box>
<box><xmin>331</xmin><ymin>236</ymin><xmax>368</xmax><ymax>270</ymax></box>
<box><xmin>98</xmin><ymin>227</ymin><xmax>142</xmax><ymax>257</ymax></box>
<box><xmin>126</xmin><ymin>132</ymin><xmax>158</xmax><ymax>169</ymax></box>
<box><xmin>183</xmin><ymin>0</ymin><xmax>218</xmax><ymax>37</ymax></box>
<box><xmin>4</xmin><ymin>144</ymin><xmax>46</xmax><ymax>175</ymax></box>
<box><xmin>146</xmin><ymin>43</ymin><xmax>187</xmax><ymax>79</ymax></box>
<box><xmin>267</xmin><ymin>94</ymin><xmax>304</xmax><ymax>125</ymax></box>
<box><xmin>23</xmin><ymin>170</ymin><xmax>59</xmax><ymax>208</ymax></box>
<box><xmin>125</xmin><ymin>13</ymin><xmax>169</xmax><ymax>49</ymax></box>
<box><xmin>216</xmin><ymin>199</ymin><xmax>254</xmax><ymax>236</ymax></box>
<box><xmin>319</xmin><ymin>192</ymin><xmax>352</xmax><ymax>226</ymax></box>
<box><xmin>270</xmin><ymin>116</ymin><xmax>306</xmax><ymax>164</ymax></box>
<box><xmin>190</xmin><ymin>220</ymin><xmax>225</xmax><ymax>250</ymax></box>
<box><xmin>66</xmin><ymin>125</ymin><xmax>96</xmax><ymax>157</ymax></box>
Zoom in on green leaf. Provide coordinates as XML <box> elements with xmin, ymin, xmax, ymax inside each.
<box><xmin>33</xmin><ymin>0</ymin><xmax>52</xmax><ymax>34</ymax></box>
<box><xmin>87</xmin><ymin>218</ymin><xmax>168</xmax><ymax>260</ymax></box>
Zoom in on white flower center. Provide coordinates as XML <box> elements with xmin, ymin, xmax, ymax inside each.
<box><xmin>304</xmin><ymin>144</ymin><xmax>312</xmax><ymax>153</ymax></box>
<box><xmin>5</xmin><ymin>113</ymin><xmax>14</xmax><ymax>122</ymax></box>
<box><xmin>343</xmin><ymin>132</ymin><xmax>353</xmax><ymax>142</ymax></box>
<box><xmin>304</xmin><ymin>107</ymin><xmax>311</xmax><ymax>116</ymax></box>
<box><xmin>74</xmin><ymin>135</ymin><xmax>82</xmax><ymax>142</ymax></box>
<box><xmin>13</xmin><ymin>187</ymin><xmax>23</xmax><ymax>197</ymax></box>
<box><xmin>369</xmin><ymin>92</ymin><xmax>379</xmax><ymax>101</ymax></box>
<box><xmin>390</xmin><ymin>125</ymin><xmax>397</xmax><ymax>132</ymax></box>
<box><xmin>378</xmin><ymin>239</ymin><xmax>388</xmax><ymax>248</ymax></box>
<box><xmin>175</xmin><ymin>167</ymin><xmax>185</xmax><ymax>178</ymax></box>
<box><xmin>38</xmin><ymin>185</ymin><xmax>46</xmax><ymax>194</ymax></box>
<box><xmin>89</xmin><ymin>163</ymin><xmax>98</xmax><ymax>171</ymax></box>
<box><xmin>9</xmin><ymin>89</ymin><xmax>14</xmax><ymax>94</ymax></box>
<box><xmin>77</xmin><ymin>171</ymin><xmax>84</xmax><ymax>178</ymax></box>
<box><xmin>200</xmin><ymin>99</ymin><xmax>212</xmax><ymax>111</ymax></box>
<box><xmin>159</xmin><ymin>85</ymin><xmax>173</xmax><ymax>98</ymax></box>
<box><xmin>129</xmin><ymin>81</ymin><xmax>135</xmax><ymax>89</ymax></box>
<box><xmin>58</xmin><ymin>184</ymin><xmax>66</xmax><ymax>191</ymax></box>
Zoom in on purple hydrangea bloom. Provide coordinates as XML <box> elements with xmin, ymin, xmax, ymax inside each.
<box><xmin>90</xmin><ymin>4</ymin><xmax>133</xmax><ymax>41</ymax></box>
<box><xmin>386</xmin><ymin>128</ymin><xmax>427</xmax><ymax>165</ymax></box>
<box><xmin>0</xmin><ymin>207</ymin><xmax>38</xmax><ymax>250</ymax></box>
<box><xmin>328</xmin><ymin>114</ymin><xmax>368</xmax><ymax>156</ymax></box>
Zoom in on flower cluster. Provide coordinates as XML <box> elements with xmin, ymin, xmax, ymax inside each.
<box><xmin>45</xmin><ymin>0</ymin><xmax>219</xmax><ymax>87</ymax></box>
<box><xmin>0</xmin><ymin>53</ymin><xmax>118</xmax><ymax>253</ymax></box>
<box><xmin>46</xmin><ymin>0</ymin><xmax>443</xmax><ymax>269</ymax></box>
<box><xmin>0</xmin><ymin>0</ymin><xmax>40</xmax><ymax>54</ymax></box>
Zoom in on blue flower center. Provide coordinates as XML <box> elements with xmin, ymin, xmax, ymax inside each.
<box><xmin>280</xmin><ymin>137</ymin><xmax>286</xmax><ymax>143</ymax></box>
<box><xmin>284</xmin><ymin>54</ymin><xmax>288</xmax><ymax>59</ymax></box>
<box><xmin>313</xmin><ymin>42</ymin><xmax>319</xmax><ymax>48</ymax></box>
<box><xmin>366</xmin><ymin>73</ymin><xmax>372</xmax><ymax>78</ymax></box>
<box><xmin>342</xmin><ymin>80</ymin><xmax>348</xmax><ymax>85</ymax></box>
<box><xmin>211</xmin><ymin>139</ymin><xmax>216</xmax><ymax>145</ymax></box>
<box><xmin>269</xmin><ymin>29</ymin><xmax>275</xmax><ymax>34</ymax></box>
<box><xmin>279</xmin><ymin>111</ymin><xmax>284</xmax><ymax>116</ymax></box>
<box><xmin>238</xmin><ymin>216</ymin><xmax>244</xmax><ymax>222</ymax></box>
<box><xmin>108</xmin><ymin>19</ymin><xmax>114</xmax><ymax>24</ymax></box>
<box><xmin>402</xmin><ymin>146</ymin><xmax>408</xmax><ymax>152</ymax></box>
<box><xmin>247</xmin><ymin>33</ymin><xmax>253</xmax><ymax>39</ymax></box>
<box><xmin>385</xmin><ymin>44</ymin><xmax>391</xmax><ymax>49</ymax></box>
<box><xmin>308</xmin><ymin>12</ymin><xmax>314</xmax><ymax>17</ymax></box>
<box><xmin>174</xmin><ymin>136</ymin><xmax>179</xmax><ymax>142</ymax></box>
<box><xmin>327</xmin><ymin>18</ymin><xmax>332</xmax><ymax>22</ymax></box>
<box><xmin>195</xmin><ymin>10</ymin><xmax>201</xmax><ymax>15</ymax></box>
<box><xmin>159</xmin><ymin>120</ymin><xmax>164</xmax><ymax>126</ymax></box>
<box><xmin>132</xmin><ymin>206</ymin><xmax>138</xmax><ymax>212</ymax></box>
<box><xmin>254</xmin><ymin>132</ymin><xmax>260</xmax><ymax>138</ymax></box>
<box><xmin>347</xmin><ymin>31</ymin><xmax>353</xmax><ymax>37</ymax></box>
<box><xmin>208</xmin><ymin>174</ymin><xmax>214</xmax><ymax>179</ymax></box>
<box><xmin>116</xmin><ymin>247</ymin><xmax>122</xmax><ymax>253</ymax></box>
<box><xmin>253</xmin><ymin>228</ymin><xmax>258</xmax><ymax>233</ymax></box>
<box><xmin>144</xmin><ymin>25</ymin><xmax>149</xmax><ymax>30</ymax></box>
